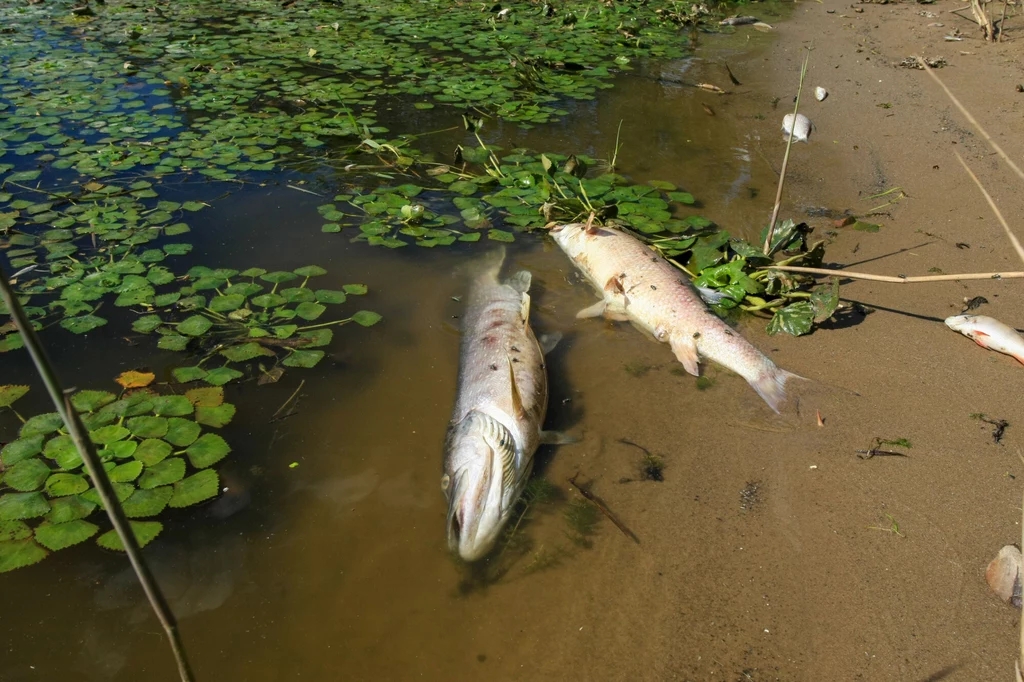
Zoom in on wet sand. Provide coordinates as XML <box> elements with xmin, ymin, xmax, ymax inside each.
<box><xmin>3</xmin><ymin>2</ymin><xmax>1024</xmax><ymax>681</ymax></box>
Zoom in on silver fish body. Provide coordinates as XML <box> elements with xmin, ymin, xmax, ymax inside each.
<box><xmin>550</xmin><ymin>223</ymin><xmax>799</xmax><ymax>412</ymax></box>
<box><xmin>443</xmin><ymin>249</ymin><xmax>548</xmax><ymax>561</ymax></box>
<box><xmin>782</xmin><ymin>113</ymin><xmax>813</xmax><ymax>143</ymax></box>
<box><xmin>720</xmin><ymin>15</ymin><xmax>760</xmax><ymax>25</ymax></box>
<box><xmin>945</xmin><ymin>314</ymin><xmax>1024</xmax><ymax>365</ymax></box>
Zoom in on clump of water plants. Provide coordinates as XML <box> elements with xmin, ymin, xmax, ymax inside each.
<box><xmin>564</xmin><ymin>497</ymin><xmax>600</xmax><ymax>548</ymax></box>
<box><xmin>129</xmin><ymin>264</ymin><xmax>381</xmax><ymax>385</ymax></box>
<box><xmin>0</xmin><ymin>375</ymin><xmax>237</xmax><ymax>572</ymax></box>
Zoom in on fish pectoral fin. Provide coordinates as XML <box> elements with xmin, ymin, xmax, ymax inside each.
<box><xmin>603</xmin><ymin>300</ymin><xmax>630</xmax><ymax>322</ymax></box>
<box><xmin>506</xmin><ymin>355</ymin><xmax>526</xmax><ymax>419</ymax></box>
<box><xmin>669</xmin><ymin>335</ymin><xmax>701</xmax><ymax>376</ymax></box>
<box><xmin>576</xmin><ymin>300</ymin><xmax>608</xmax><ymax>319</ymax></box>
<box><xmin>520</xmin><ymin>292</ymin><xmax>531</xmax><ymax>325</ymax></box>
<box><xmin>539</xmin><ymin>430</ymin><xmax>579</xmax><ymax>445</ymax></box>
<box><xmin>507</xmin><ymin>270</ymin><xmax>532</xmax><ymax>294</ymax></box>
<box><xmin>539</xmin><ymin>331</ymin><xmax>563</xmax><ymax>355</ymax></box>
<box><xmin>1013</xmin><ymin>354</ymin><xmax>1024</xmax><ymax>366</ymax></box>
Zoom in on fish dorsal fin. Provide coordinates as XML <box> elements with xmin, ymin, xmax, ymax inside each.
<box><xmin>506</xmin><ymin>355</ymin><xmax>526</xmax><ymax>420</ymax></box>
<box><xmin>520</xmin><ymin>291</ymin><xmax>531</xmax><ymax>325</ymax></box>
<box><xmin>507</xmin><ymin>270</ymin><xmax>532</xmax><ymax>294</ymax></box>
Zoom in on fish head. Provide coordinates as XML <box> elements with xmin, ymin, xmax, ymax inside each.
<box><xmin>945</xmin><ymin>314</ymin><xmax>977</xmax><ymax>333</ymax></box>
<box><xmin>442</xmin><ymin>411</ymin><xmax>523</xmax><ymax>562</ymax></box>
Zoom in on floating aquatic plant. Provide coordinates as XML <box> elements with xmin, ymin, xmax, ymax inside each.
<box><xmin>128</xmin><ymin>264</ymin><xmax>381</xmax><ymax>385</ymax></box>
<box><xmin>0</xmin><ymin>376</ymin><xmax>237</xmax><ymax>572</ymax></box>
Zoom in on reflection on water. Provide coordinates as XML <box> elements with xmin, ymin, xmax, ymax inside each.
<box><xmin>0</xmin><ymin>25</ymin><xmax>855</xmax><ymax>682</ymax></box>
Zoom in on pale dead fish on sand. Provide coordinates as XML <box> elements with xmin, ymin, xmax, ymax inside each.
<box><xmin>814</xmin><ymin>86</ymin><xmax>828</xmax><ymax>101</ymax></box>
<box><xmin>550</xmin><ymin>223</ymin><xmax>801</xmax><ymax>413</ymax></box>
<box><xmin>443</xmin><ymin>247</ymin><xmax>569</xmax><ymax>561</ymax></box>
<box><xmin>945</xmin><ymin>314</ymin><xmax>1024</xmax><ymax>365</ymax></box>
<box><xmin>986</xmin><ymin>545</ymin><xmax>1023</xmax><ymax>607</ymax></box>
<box><xmin>782</xmin><ymin>113</ymin><xmax>814</xmax><ymax>142</ymax></box>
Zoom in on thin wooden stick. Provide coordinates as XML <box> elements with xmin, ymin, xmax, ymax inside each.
<box><xmin>0</xmin><ymin>265</ymin><xmax>195</xmax><ymax>682</ymax></box>
<box><xmin>764</xmin><ymin>49</ymin><xmax>811</xmax><ymax>255</ymax></box>
<box><xmin>953</xmin><ymin>150</ymin><xmax>1024</xmax><ymax>267</ymax></box>
<box><xmin>919</xmin><ymin>57</ymin><xmax>1024</xmax><ymax>184</ymax></box>
<box><xmin>568</xmin><ymin>473</ymin><xmax>640</xmax><ymax>545</ymax></box>
<box><xmin>764</xmin><ymin>264</ymin><xmax>1024</xmax><ymax>283</ymax></box>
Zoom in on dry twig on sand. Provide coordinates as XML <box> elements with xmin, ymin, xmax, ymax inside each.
<box><xmin>762</xmin><ymin>265</ymin><xmax>1024</xmax><ymax>283</ymax></box>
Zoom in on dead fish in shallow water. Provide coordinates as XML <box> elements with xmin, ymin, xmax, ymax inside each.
<box><xmin>782</xmin><ymin>113</ymin><xmax>813</xmax><ymax>142</ymax></box>
<box><xmin>443</xmin><ymin>248</ymin><xmax>568</xmax><ymax>561</ymax></box>
<box><xmin>550</xmin><ymin>223</ymin><xmax>801</xmax><ymax>413</ymax></box>
<box><xmin>945</xmin><ymin>314</ymin><xmax>1024</xmax><ymax>365</ymax></box>
<box><xmin>720</xmin><ymin>15</ymin><xmax>760</xmax><ymax>25</ymax></box>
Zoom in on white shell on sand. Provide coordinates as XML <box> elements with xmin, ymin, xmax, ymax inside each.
<box><xmin>781</xmin><ymin>113</ymin><xmax>813</xmax><ymax>143</ymax></box>
<box><xmin>986</xmin><ymin>544</ymin><xmax>1023</xmax><ymax>606</ymax></box>
<box><xmin>815</xmin><ymin>86</ymin><xmax>828</xmax><ymax>101</ymax></box>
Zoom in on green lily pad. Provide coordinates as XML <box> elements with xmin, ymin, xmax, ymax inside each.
<box><xmin>122</xmin><ymin>486</ymin><xmax>174</xmax><ymax>518</ymax></box>
<box><xmin>178</xmin><ymin>315</ymin><xmax>213</xmax><ymax>336</ymax></box>
<box><xmin>0</xmin><ymin>539</ymin><xmax>48</xmax><ymax>572</ymax></box>
<box><xmin>96</xmin><ymin>521</ymin><xmax>163</xmax><ymax>551</ymax></box>
<box><xmin>132</xmin><ymin>315</ymin><xmax>164</xmax><ymax>333</ymax></box>
<box><xmin>195</xmin><ymin>404</ymin><xmax>236</xmax><ymax>428</ymax></box>
<box><xmin>767</xmin><ymin>301</ymin><xmax>815</xmax><ymax>337</ymax></box>
<box><xmin>150</xmin><ymin>395</ymin><xmax>194</xmax><ymax>417</ymax></box>
<box><xmin>352</xmin><ymin>310</ymin><xmax>382</xmax><ymax>327</ymax></box>
<box><xmin>109</xmin><ymin>461</ymin><xmax>144</xmax><ymax>483</ymax></box>
<box><xmin>172</xmin><ymin>366</ymin><xmax>209</xmax><ymax>383</ymax></box>
<box><xmin>185</xmin><ymin>433</ymin><xmax>230</xmax><ymax>469</ymax></box>
<box><xmin>220</xmin><ymin>342</ymin><xmax>273</xmax><ymax>362</ymax></box>
<box><xmin>0</xmin><ymin>492</ymin><xmax>50</xmax><ymax>520</ymax></box>
<box><xmin>126</xmin><ymin>416</ymin><xmax>169</xmax><ymax>439</ymax></box>
<box><xmin>283</xmin><ymin>349</ymin><xmax>324</xmax><ymax>368</ymax></box>
<box><xmin>20</xmin><ymin>413</ymin><xmax>63</xmax><ymax>438</ymax></box>
<box><xmin>34</xmin><ymin>520</ymin><xmax>99</xmax><ymax>551</ymax></box>
<box><xmin>294</xmin><ymin>265</ymin><xmax>327</xmax><ymax>277</ymax></box>
<box><xmin>204</xmin><ymin>367</ymin><xmax>244</xmax><ymax>386</ymax></box>
<box><xmin>164</xmin><ymin>418</ymin><xmax>201</xmax><ymax>448</ymax></box>
<box><xmin>342</xmin><ymin>284</ymin><xmax>368</xmax><ymax>295</ymax></box>
<box><xmin>169</xmin><ymin>469</ymin><xmax>219</xmax><ymax>508</ymax></box>
<box><xmin>139</xmin><ymin>457</ymin><xmax>186</xmax><ymax>489</ymax></box>
<box><xmin>2</xmin><ymin>435</ymin><xmax>45</xmax><ymax>466</ymax></box>
<box><xmin>134</xmin><ymin>439</ymin><xmax>173</xmax><ymax>466</ymax></box>
<box><xmin>0</xmin><ymin>385</ymin><xmax>29</xmax><ymax>408</ymax></box>
<box><xmin>90</xmin><ymin>425</ymin><xmax>131</xmax><ymax>444</ymax></box>
<box><xmin>4</xmin><ymin>458</ymin><xmax>51</xmax><ymax>492</ymax></box>
<box><xmin>70</xmin><ymin>390</ymin><xmax>116</xmax><ymax>412</ymax></box>
<box><xmin>0</xmin><ymin>520</ymin><xmax>32</xmax><ymax>542</ymax></box>
<box><xmin>61</xmin><ymin>315</ymin><xmax>107</xmax><ymax>334</ymax></box>
<box><xmin>46</xmin><ymin>496</ymin><xmax>97</xmax><ymax>524</ymax></box>
<box><xmin>45</xmin><ymin>474</ymin><xmax>89</xmax><ymax>498</ymax></box>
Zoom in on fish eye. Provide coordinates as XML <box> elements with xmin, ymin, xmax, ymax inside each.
<box><xmin>440</xmin><ymin>474</ymin><xmax>450</xmax><ymax>491</ymax></box>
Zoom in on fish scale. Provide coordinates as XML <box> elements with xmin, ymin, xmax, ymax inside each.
<box><xmin>551</xmin><ymin>222</ymin><xmax>800</xmax><ymax>413</ymax></box>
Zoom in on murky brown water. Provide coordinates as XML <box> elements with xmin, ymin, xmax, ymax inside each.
<box><xmin>11</xmin><ymin>9</ymin><xmax>1015</xmax><ymax>681</ymax></box>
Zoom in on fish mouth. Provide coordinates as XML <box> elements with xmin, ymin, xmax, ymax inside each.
<box><xmin>445</xmin><ymin>442</ymin><xmax>514</xmax><ymax>561</ymax></box>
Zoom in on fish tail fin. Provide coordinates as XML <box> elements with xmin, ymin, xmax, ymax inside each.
<box><xmin>506</xmin><ymin>269</ymin><xmax>532</xmax><ymax>294</ymax></box>
<box><xmin>749</xmin><ymin>366</ymin><xmax>804</xmax><ymax>415</ymax></box>
<box><xmin>1014</xmin><ymin>354</ymin><xmax>1024</xmax><ymax>366</ymax></box>
<box><xmin>467</xmin><ymin>246</ymin><xmax>506</xmax><ymax>283</ymax></box>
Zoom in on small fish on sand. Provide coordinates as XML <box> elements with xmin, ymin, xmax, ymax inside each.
<box><xmin>550</xmin><ymin>223</ymin><xmax>801</xmax><ymax>413</ymax></box>
<box><xmin>782</xmin><ymin>113</ymin><xmax>814</xmax><ymax>142</ymax></box>
<box><xmin>945</xmin><ymin>314</ymin><xmax>1024</xmax><ymax>365</ymax></box>
<box><xmin>443</xmin><ymin>248</ymin><xmax>569</xmax><ymax>561</ymax></box>
<box><xmin>814</xmin><ymin>86</ymin><xmax>828</xmax><ymax>102</ymax></box>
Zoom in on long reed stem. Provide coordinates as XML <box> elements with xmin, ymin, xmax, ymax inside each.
<box><xmin>763</xmin><ymin>264</ymin><xmax>1024</xmax><ymax>283</ymax></box>
<box><xmin>0</xmin><ymin>264</ymin><xmax>195</xmax><ymax>682</ymax></box>
<box><xmin>763</xmin><ymin>48</ymin><xmax>811</xmax><ymax>255</ymax></box>
<box><xmin>952</xmin><ymin>150</ymin><xmax>1024</xmax><ymax>268</ymax></box>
